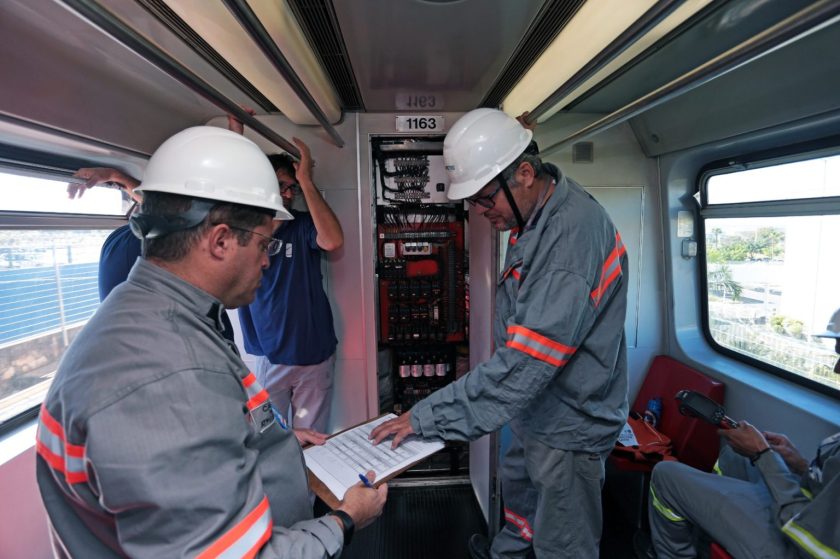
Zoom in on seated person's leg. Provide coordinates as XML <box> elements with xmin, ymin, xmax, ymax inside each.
<box><xmin>715</xmin><ymin>445</ymin><xmax>762</xmax><ymax>483</ymax></box>
<box><xmin>649</xmin><ymin>461</ymin><xmax>794</xmax><ymax>559</ymax></box>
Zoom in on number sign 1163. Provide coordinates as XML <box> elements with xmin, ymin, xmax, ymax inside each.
<box><xmin>395</xmin><ymin>115</ymin><xmax>444</xmax><ymax>132</ymax></box>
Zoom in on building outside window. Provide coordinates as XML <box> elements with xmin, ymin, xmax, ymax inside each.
<box><xmin>702</xmin><ymin>152</ymin><xmax>840</xmax><ymax>394</ymax></box>
<box><xmin>0</xmin><ymin>171</ymin><xmax>130</xmax><ymax>428</ymax></box>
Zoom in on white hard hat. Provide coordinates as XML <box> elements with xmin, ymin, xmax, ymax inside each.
<box><xmin>814</xmin><ymin>308</ymin><xmax>840</xmax><ymax>339</ymax></box>
<box><xmin>443</xmin><ymin>108</ymin><xmax>533</xmax><ymax>200</ymax></box>
<box><xmin>137</xmin><ymin>126</ymin><xmax>293</xmax><ymax>221</ymax></box>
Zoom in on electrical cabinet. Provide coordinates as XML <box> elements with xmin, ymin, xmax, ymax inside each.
<box><xmin>371</xmin><ymin>136</ymin><xmax>470</xmax><ymax>474</ymax></box>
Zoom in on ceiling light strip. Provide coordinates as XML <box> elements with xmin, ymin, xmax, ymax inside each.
<box><xmin>526</xmin><ymin>0</ymin><xmax>685</xmax><ymax>124</ymax></box>
<box><xmin>481</xmin><ymin>0</ymin><xmax>585</xmax><ymax>109</ymax></box>
<box><xmin>135</xmin><ymin>0</ymin><xmax>278</xmax><ymax>113</ymax></box>
<box><xmin>540</xmin><ymin>0</ymin><xmax>840</xmax><ymax>156</ymax></box>
<box><xmin>58</xmin><ymin>0</ymin><xmax>301</xmax><ymax>158</ymax></box>
<box><xmin>286</xmin><ymin>0</ymin><xmax>364</xmax><ymax>111</ymax></box>
<box><xmin>221</xmin><ymin>0</ymin><xmax>344</xmax><ymax>148</ymax></box>
<box><xmin>563</xmin><ymin>0</ymin><xmax>723</xmax><ymax>112</ymax></box>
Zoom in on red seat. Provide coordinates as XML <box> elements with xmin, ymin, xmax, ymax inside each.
<box><xmin>611</xmin><ymin>355</ymin><xmax>725</xmax><ymax>472</ymax></box>
<box><xmin>710</xmin><ymin>541</ymin><xmax>734</xmax><ymax>559</ymax></box>
<box><xmin>610</xmin><ymin>355</ymin><xmax>728</xmax><ymax>556</ymax></box>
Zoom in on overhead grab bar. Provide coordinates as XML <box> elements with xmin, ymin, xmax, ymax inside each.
<box><xmin>221</xmin><ymin>0</ymin><xmax>345</xmax><ymax>148</ymax></box>
<box><xmin>539</xmin><ymin>0</ymin><xmax>840</xmax><ymax>156</ymax></box>
<box><xmin>525</xmin><ymin>0</ymin><xmax>686</xmax><ymax>125</ymax></box>
<box><xmin>59</xmin><ymin>0</ymin><xmax>302</xmax><ymax>159</ymax></box>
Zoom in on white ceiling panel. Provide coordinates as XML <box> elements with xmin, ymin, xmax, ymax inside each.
<box><xmin>333</xmin><ymin>0</ymin><xmax>546</xmax><ymax>112</ymax></box>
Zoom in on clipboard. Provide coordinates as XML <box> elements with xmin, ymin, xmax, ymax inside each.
<box><xmin>304</xmin><ymin>413</ymin><xmax>444</xmax><ymax>509</ymax></box>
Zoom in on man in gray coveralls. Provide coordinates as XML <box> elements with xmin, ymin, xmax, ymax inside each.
<box><xmin>36</xmin><ymin>126</ymin><xmax>386</xmax><ymax>558</ymax></box>
<box><xmin>648</xmin><ymin>308</ymin><xmax>840</xmax><ymax>559</ymax></box>
<box><xmin>371</xmin><ymin>108</ymin><xmax>629</xmax><ymax>559</ymax></box>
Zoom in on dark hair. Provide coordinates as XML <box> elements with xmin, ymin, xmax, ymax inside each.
<box><xmin>500</xmin><ymin>149</ymin><xmax>545</xmax><ymax>187</ymax></box>
<box><xmin>141</xmin><ymin>192</ymin><xmax>272</xmax><ymax>261</ymax></box>
<box><xmin>267</xmin><ymin>153</ymin><xmax>296</xmax><ymax>177</ymax></box>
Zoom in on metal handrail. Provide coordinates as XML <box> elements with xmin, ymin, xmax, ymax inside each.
<box><xmin>59</xmin><ymin>0</ymin><xmax>301</xmax><ymax>158</ymax></box>
<box><xmin>222</xmin><ymin>0</ymin><xmax>344</xmax><ymax>148</ymax></box>
<box><xmin>539</xmin><ymin>0</ymin><xmax>840</xmax><ymax>155</ymax></box>
<box><xmin>526</xmin><ymin>0</ymin><xmax>686</xmax><ymax>124</ymax></box>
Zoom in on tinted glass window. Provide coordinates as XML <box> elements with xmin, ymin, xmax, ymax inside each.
<box><xmin>703</xmin><ymin>153</ymin><xmax>840</xmax><ymax>393</ymax></box>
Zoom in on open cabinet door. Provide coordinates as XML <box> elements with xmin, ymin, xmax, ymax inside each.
<box><xmin>468</xmin><ymin>204</ymin><xmax>502</xmax><ymax>531</ymax></box>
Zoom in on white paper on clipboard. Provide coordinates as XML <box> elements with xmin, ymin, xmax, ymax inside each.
<box><xmin>304</xmin><ymin>414</ymin><xmax>444</xmax><ymax>501</ymax></box>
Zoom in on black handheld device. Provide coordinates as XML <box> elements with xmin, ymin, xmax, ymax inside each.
<box><xmin>675</xmin><ymin>390</ymin><xmax>739</xmax><ymax>429</ymax></box>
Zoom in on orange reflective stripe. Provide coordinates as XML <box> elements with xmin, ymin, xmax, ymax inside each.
<box><xmin>508</xmin><ymin>325</ymin><xmax>575</xmax><ymax>354</ymax></box>
<box><xmin>504</xmin><ymin>507</ymin><xmax>533</xmax><ymax>542</ymax></box>
<box><xmin>507</xmin><ymin>340</ymin><xmax>566</xmax><ymax>367</ymax></box>
<box><xmin>506</xmin><ymin>325</ymin><xmax>575</xmax><ymax>367</ymax></box>
<box><xmin>247</xmin><ymin>390</ymin><xmax>269</xmax><ymax>411</ymax></box>
<box><xmin>196</xmin><ymin>497</ymin><xmax>273</xmax><ymax>559</ymax></box>
<box><xmin>242</xmin><ymin>373</ymin><xmax>270</xmax><ymax>411</ymax></box>
<box><xmin>37</xmin><ymin>405</ymin><xmax>88</xmax><ymax>484</ymax></box>
<box><xmin>501</xmin><ymin>263</ymin><xmax>522</xmax><ymax>282</ymax></box>
<box><xmin>591</xmin><ymin>232</ymin><xmax>626</xmax><ymax>306</ymax></box>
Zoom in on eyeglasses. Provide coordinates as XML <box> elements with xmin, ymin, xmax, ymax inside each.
<box><xmin>466</xmin><ymin>180</ymin><xmax>504</xmax><ymax>209</ymax></box>
<box><xmin>225</xmin><ymin>225</ymin><xmax>282</xmax><ymax>256</ymax></box>
<box><xmin>280</xmin><ymin>182</ymin><xmax>299</xmax><ymax>195</ymax></box>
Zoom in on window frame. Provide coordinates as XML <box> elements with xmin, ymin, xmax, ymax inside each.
<box><xmin>697</xmin><ymin>136</ymin><xmax>840</xmax><ymax>400</ymax></box>
<box><xmin>0</xmin><ymin>165</ymin><xmax>131</xmax><ymax>436</ymax></box>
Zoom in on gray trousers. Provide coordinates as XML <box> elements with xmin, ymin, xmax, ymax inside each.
<box><xmin>255</xmin><ymin>353</ymin><xmax>335</xmax><ymax>432</ymax></box>
<box><xmin>491</xmin><ymin>431</ymin><xmax>609</xmax><ymax>559</ymax></box>
<box><xmin>649</xmin><ymin>447</ymin><xmax>797</xmax><ymax>559</ymax></box>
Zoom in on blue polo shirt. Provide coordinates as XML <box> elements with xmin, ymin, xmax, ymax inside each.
<box><xmin>98</xmin><ymin>224</ymin><xmax>235</xmax><ymax>343</ymax></box>
<box><xmin>99</xmin><ymin>224</ymin><xmax>141</xmax><ymax>302</ymax></box>
<box><xmin>239</xmin><ymin>210</ymin><xmax>337</xmax><ymax>366</ymax></box>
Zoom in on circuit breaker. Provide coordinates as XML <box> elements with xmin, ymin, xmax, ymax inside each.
<box><xmin>372</xmin><ymin>136</ymin><xmax>469</xmax><ymax>474</ymax></box>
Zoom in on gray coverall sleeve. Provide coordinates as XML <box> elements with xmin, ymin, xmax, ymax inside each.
<box><xmin>86</xmin><ymin>369</ymin><xmax>342</xmax><ymax>558</ymax></box>
<box><xmin>411</xmin><ymin>269</ymin><xmax>594</xmax><ymax>441</ymax></box>
<box><xmin>773</xmin><ymin>454</ymin><xmax>840</xmax><ymax>558</ymax></box>
<box><xmin>755</xmin><ymin>451</ymin><xmax>811</xmax><ymax>524</ymax></box>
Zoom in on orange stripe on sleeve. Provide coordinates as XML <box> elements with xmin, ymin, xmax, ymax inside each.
<box><xmin>197</xmin><ymin>497</ymin><xmax>271</xmax><ymax>559</ymax></box>
<box><xmin>507</xmin><ymin>340</ymin><xmax>567</xmax><ymax>367</ymax></box>
<box><xmin>508</xmin><ymin>325</ymin><xmax>575</xmax><ymax>354</ymax></box>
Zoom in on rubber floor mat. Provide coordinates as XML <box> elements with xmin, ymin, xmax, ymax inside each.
<box><xmin>325</xmin><ymin>483</ymin><xmax>487</xmax><ymax>559</ymax></box>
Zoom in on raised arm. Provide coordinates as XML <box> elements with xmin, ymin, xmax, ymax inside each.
<box><xmin>292</xmin><ymin>137</ymin><xmax>344</xmax><ymax>251</ymax></box>
<box><xmin>68</xmin><ymin>167</ymin><xmax>142</xmax><ymax>203</ymax></box>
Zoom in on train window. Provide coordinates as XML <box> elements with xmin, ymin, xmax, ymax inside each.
<box><xmin>0</xmin><ymin>171</ymin><xmax>116</xmax><ymax>428</ymax></box>
<box><xmin>0</xmin><ymin>172</ymin><xmax>129</xmax><ymax>215</ymax></box>
<box><xmin>701</xmin><ymin>152</ymin><xmax>840</xmax><ymax>395</ymax></box>
<box><xmin>707</xmin><ymin>155</ymin><xmax>840</xmax><ymax>204</ymax></box>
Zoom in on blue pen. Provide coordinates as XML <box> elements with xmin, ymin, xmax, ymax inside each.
<box><xmin>358</xmin><ymin>473</ymin><xmax>374</xmax><ymax>488</ymax></box>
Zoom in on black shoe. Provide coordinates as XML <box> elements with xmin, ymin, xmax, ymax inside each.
<box><xmin>468</xmin><ymin>534</ymin><xmax>492</xmax><ymax>559</ymax></box>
